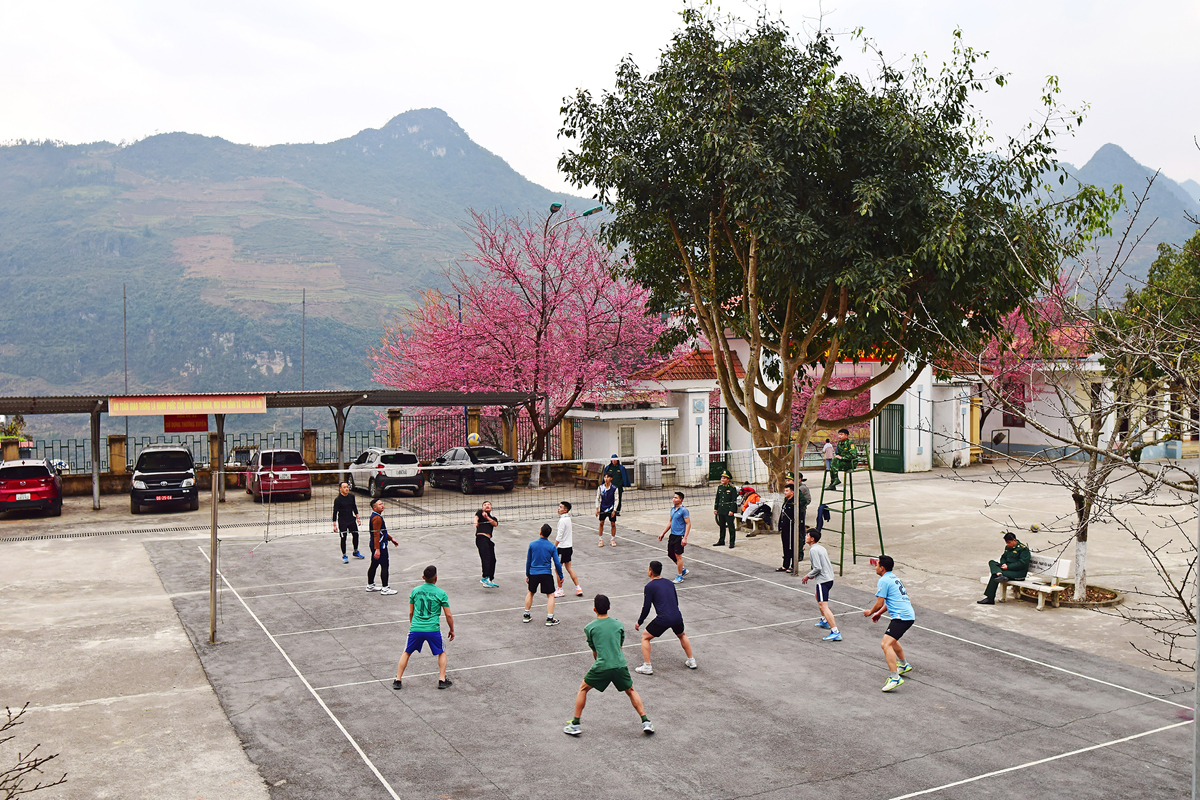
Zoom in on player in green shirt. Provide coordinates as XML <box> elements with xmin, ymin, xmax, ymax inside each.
<box><xmin>392</xmin><ymin>565</ymin><xmax>455</xmax><ymax>690</ymax></box>
<box><xmin>563</xmin><ymin>594</ymin><xmax>653</xmax><ymax>737</ymax></box>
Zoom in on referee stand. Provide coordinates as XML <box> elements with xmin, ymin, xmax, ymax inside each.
<box><xmin>816</xmin><ymin>455</ymin><xmax>885</xmax><ymax>576</ymax></box>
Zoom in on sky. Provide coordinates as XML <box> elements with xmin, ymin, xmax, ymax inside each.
<box><xmin>2</xmin><ymin>0</ymin><xmax>1198</xmax><ymax>196</ymax></box>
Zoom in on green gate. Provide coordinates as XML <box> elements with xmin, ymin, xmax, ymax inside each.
<box><xmin>873</xmin><ymin>403</ymin><xmax>905</xmax><ymax>473</ymax></box>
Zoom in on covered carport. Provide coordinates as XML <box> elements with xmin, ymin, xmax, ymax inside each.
<box><xmin>0</xmin><ymin>390</ymin><xmax>532</xmax><ymax>509</ymax></box>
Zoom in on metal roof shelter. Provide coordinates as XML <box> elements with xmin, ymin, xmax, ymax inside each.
<box><xmin>0</xmin><ymin>390</ymin><xmax>535</xmax><ymax>509</ymax></box>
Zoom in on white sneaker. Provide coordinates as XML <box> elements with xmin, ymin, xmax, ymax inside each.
<box><xmin>684</xmin><ymin>658</ymin><xmax>697</xmax><ymax>669</ymax></box>
<box><xmin>379</xmin><ymin>587</ymin><xmax>397</xmax><ymax>596</ymax></box>
<box><xmin>366</xmin><ymin>584</ymin><xmax>379</xmax><ymax>592</ymax></box>
<box><xmin>634</xmin><ymin>663</ymin><xmax>653</xmax><ymax>675</ymax></box>
<box><xmin>553</xmin><ymin>588</ymin><xmax>565</xmax><ymax>597</ymax></box>
<box><xmin>575</xmin><ymin>586</ymin><xmax>584</xmax><ymax>596</ymax></box>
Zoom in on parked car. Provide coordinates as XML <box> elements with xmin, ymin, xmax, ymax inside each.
<box><xmin>131</xmin><ymin>445</ymin><xmax>199</xmax><ymax>514</ymax></box>
<box><xmin>247</xmin><ymin>449</ymin><xmax>311</xmax><ymax>502</ymax></box>
<box><xmin>348</xmin><ymin>447</ymin><xmax>424</xmax><ymax>498</ymax></box>
<box><xmin>0</xmin><ymin>458</ymin><xmax>63</xmax><ymax>516</ymax></box>
<box><xmin>427</xmin><ymin>446</ymin><xmax>516</xmax><ymax>494</ymax></box>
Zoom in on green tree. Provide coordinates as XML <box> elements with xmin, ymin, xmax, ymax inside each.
<box><xmin>559</xmin><ymin>9</ymin><xmax>1112</xmax><ymax>486</ymax></box>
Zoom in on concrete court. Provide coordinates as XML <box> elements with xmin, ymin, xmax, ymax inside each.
<box><xmin>149</xmin><ymin>518</ymin><xmax>1193</xmax><ymax>800</ymax></box>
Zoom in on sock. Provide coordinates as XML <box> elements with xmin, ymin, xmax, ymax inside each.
<box><xmin>572</xmin><ymin>717</ymin><xmax>581</xmax><ymax>725</ymax></box>
<box><xmin>640</xmin><ymin>715</ymin><xmax>649</xmax><ymax>722</ymax></box>
<box><xmin>897</xmin><ymin>660</ymin><xmax>908</xmax><ymax>668</ymax></box>
<box><xmin>890</xmin><ymin>670</ymin><xmax>900</xmax><ymax>679</ymax></box>
<box><xmin>831</xmin><ymin>628</ymin><xmax>839</xmax><ymax>633</ymax></box>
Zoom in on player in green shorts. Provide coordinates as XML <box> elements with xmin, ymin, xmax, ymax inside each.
<box><xmin>563</xmin><ymin>594</ymin><xmax>653</xmax><ymax>737</ymax></box>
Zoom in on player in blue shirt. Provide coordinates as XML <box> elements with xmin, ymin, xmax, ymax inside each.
<box><xmin>658</xmin><ymin>492</ymin><xmax>691</xmax><ymax>583</ymax></box>
<box><xmin>523</xmin><ymin>524</ymin><xmax>565</xmax><ymax>626</ymax></box>
<box><xmin>863</xmin><ymin>555</ymin><xmax>915</xmax><ymax>692</ymax></box>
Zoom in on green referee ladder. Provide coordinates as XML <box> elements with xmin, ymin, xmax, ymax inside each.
<box><xmin>816</xmin><ymin>455</ymin><xmax>884</xmax><ymax>576</ymax></box>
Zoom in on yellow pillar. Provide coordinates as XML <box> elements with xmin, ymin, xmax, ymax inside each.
<box><xmin>387</xmin><ymin>408</ymin><xmax>403</xmax><ymax>449</ymax></box>
<box><xmin>302</xmin><ymin>429</ymin><xmax>318</xmax><ymax>466</ymax></box>
<box><xmin>208</xmin><ymin>433</ymin><xmax>221</xmax><ymax>470</ymax></box>
<box><xmin>560</xmin><ymin>419</ymin><xmax>575</xmax><ymax>461</ymax></box>
<box><xmin>1</xmin><ymin>438</ymin><xmax>18</xmax><ymax>462</ymax></box>
<box><xmin>467</xmin><ymin>407</ymin><xmax>481</xmax><ymax>441</ymax></box>
<box><xmin>108</xmin><ymin>435</ymin><xmax>128</xmax><ymax>473</ymax></box>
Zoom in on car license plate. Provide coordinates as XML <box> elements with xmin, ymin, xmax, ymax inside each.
<box><xmin>15</xmin><ymin>493</ymin><xmax>30</xmax><ymax>501</ymax></box>
<box><xmin>493</xmin><ymin>465</ymin><xmax>504</xmax><ymax>471</ymax></box>
<box><xmin>280</xmin><ymin>471</ymin><xmax>291</xmax><ymax>479</ymax></box>
<box><xmin>156</xmin><ymin>495</ymin><xmax>172</xmax><ymax>501</ymax></box>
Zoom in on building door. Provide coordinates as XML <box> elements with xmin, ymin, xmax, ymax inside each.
<box><xmin>874</xmin><ymin>403</ymin><xmax>905</xmax><ymax>473</ymax></box>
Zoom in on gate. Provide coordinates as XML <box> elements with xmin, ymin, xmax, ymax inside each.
<box><xmin>873</xmin><ymin>403</ymin><xmax>905</xmax><ymax>473</ymax></box>
<box><xmin>708</xmin><ymin>406</ymin><xmax>728</xmax><ymax>479</ymax></box>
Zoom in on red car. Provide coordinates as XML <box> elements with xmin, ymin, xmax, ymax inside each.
<box><xmin>246</xmin><ymin>449</ymin><xmax>311</xmax><ymax>501</ymax></box>
<box><xmin>0</xmin><ymin>459</ymin><xmax>63</xmax><ymax>516</ymax></box>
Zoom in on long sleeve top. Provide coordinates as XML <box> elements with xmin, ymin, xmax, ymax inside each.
<box><xmin>526</xmin><ymin>537</ymin><xmax>563</xmax><ymax>579</ymax></box>
<box><xmin>637</xmin><ymin>578</ymin><xmax>682</xmax><ymax>626</ymax></box>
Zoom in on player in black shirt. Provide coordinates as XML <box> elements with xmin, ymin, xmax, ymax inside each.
<box><xmin>332</xmin><ymin>482</ymin><xmax>362</xmax><ymax>564</ymax></box>
<box><xmin>475</xmin><ymin>501</ymin><xmax>499</xmax><ymax>588</ymax></box>
<box><xmin>632</xmin><ymin>560</ymin><xmax>696</xmax><ymax>674</ymax></box>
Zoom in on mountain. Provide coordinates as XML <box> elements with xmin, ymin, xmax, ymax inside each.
<box><xmin>0</xmin><ymin>109</ymin><xmax>583</xmax><ymax>423</ymax></box>
<box><xmin>1182</xmin><ymin>179</ymin><xmax>1200</xmax><ymax>204</ymax></box>
<box><xmin>1060</xmin><ymin>144</ymin><xmax>1199</xmax><ymax>284</ymax></box>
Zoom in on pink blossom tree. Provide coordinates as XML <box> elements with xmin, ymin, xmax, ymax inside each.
<box><xmin>372</xmin><ymin>209</ymin><xmax>666</xmax><ymax>462</ymax></box>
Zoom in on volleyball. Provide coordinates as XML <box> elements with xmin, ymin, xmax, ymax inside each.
<box><xmin>467</xmin><ymin>432</ymin><xmax>481</xmax><ymax>446</ymax></box>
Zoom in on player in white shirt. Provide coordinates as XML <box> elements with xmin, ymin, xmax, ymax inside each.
<box><xmin>554</xmin><ymin>501</ymin><xmax>583</xmax><ymax>597</ymax></box>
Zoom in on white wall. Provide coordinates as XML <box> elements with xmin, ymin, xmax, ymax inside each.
<box><xmin>869</xmin><ymin>360</ymin><xmax>933</xmax><ymax>473</ymax></box>
<box><xmin>930</xmin><ymin>384</ymin><xmax>971</xmax><ymax>468</ymax></box>
<box><xmin>667</xmin><ymin>389</ymin><xmax>710</xmax><ymax>486</ymax></box>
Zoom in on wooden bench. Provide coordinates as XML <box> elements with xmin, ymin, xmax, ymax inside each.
<box><xmin>739</xmin><ymin>495</ymin><xmax>778</xmax><ymax>537</ymax></box>
<box><xmin>980</xmin><ymin>554</ymin><xmax>1071</xmax><ymax>611</ymax></box>
<box><xmin>574</xmin><ymin>461</ymin><xmax>602</xmax><ymax>489</ymax></box>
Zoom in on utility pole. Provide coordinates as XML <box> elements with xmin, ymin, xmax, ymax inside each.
<box><xmin>123</xmin><ymin>284</ymin><xmax>129</xmax><ymax>445</ymax></box>
<box><xmin>300</xmin><ymin>288</ymin><xmax>306</xmax><ymax>432</ymax></box>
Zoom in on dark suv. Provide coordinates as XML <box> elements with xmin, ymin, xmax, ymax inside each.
<box><xmin>131</xmin><ymin>445</ymin><xmax>199</xmax><ymax>514</ymax></box>
<box><xmin>428</xmin><ymin>446</ymin><xmax>517</xmax><ymax>494</ymax></box>
<box><xmin>0</xmin><ymin>459</ymin><xmax>63</xmax><ymax>516</ymax></box>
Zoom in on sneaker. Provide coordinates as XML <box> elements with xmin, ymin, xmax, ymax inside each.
<box><xmin>563</xmin><ymin>722</ymin><xmax>582</xmax><ymax>736</ymax></box>
<box><xmin>391</xmin><ymin>680</ymin><xmax>401</xmax><ymax>690</ymax></box>
<box><xmin>634</xmin><ymin>663</ymin><xmax>653</xmax><ymax>675</ymax></box>
<box><xmin>882</xmin><ymin>676</ymin><xmax>904</xmax><ymax>692</ymax></box>
<box><xmin>642</xmin><ymin>720</ymin><xmax>655</xmax><ymax>735</ymax></box>
<box><xmin>438</xmin><ymin>679</ymin><xmax>453</xmax><ymax>689</ymax></box>
<box><xmin>681</xmin><ymin>568</ymin><xmax>689</xmax><ymax>578</ymax></box>
<box><xmin>481</xmin><ymin>578</ymin><xmax>490</xmax><ymax>587</ymax></box>
<box><xmin>352</xmin><ymin>551</ymin><xmax>365</xmax><ymax>559</ymax></box>
<box><xmin>380</xmin><ymin>587</ymin><xmax>397</xmax><ymax>596</ymax></box>
<box><xmin>684</xmin><ymin>658</ymin><xmax>697</xmax><ymax>669</ymax></box>
<box><xmin>815</xmin><ymin>619</ymin><xmax>831</xmax><ymax>629</ymax></box>
<box><xmin>545</xmin><ymin>617</ymin><xmax>560</xmax><ymax>627</ymax></box>
<box><xmin>366</xmin><ymin>584</ymin><xmax>379</xmax><ymax>592</ymax></box>
<box><xmin>598</xmin><ymin>540</ymin><xmax>605</xmax><ymax>548</ymax></box>
<box><xmin>522</xmin><ymin>612</ymin><xmax>532</xmax><ymax>623</ymax></box>
<box><xmin>898</xmin><ymin>662</ymin><xmax>913</xmax><ymax>675</ymax></box>
<box><xmin>575</xmin><ymin>587</ymin><xmax>584</xmax><ymax>597</ymax></box>
<box><xmin>342</xmin><ymin>555</ymin><xmax>349</xmax><ymax>564</ymax></box>
<box><xmin>822</xmin><ymin>631</ymin><xmax>842</xmax><ymax>642</ymax></box>
<box><xmin>610</xmin><ymin>539</ymin><xmax>617</xmax><ymax>547</ymax></box>
<box><xmin>486</xmin><ymin>579</ymin><xmax>500</xmax><ymax>588</ymax></box>
<box><xmin>553</xmin><ymin>588</ymin><xmax>565</xmax><ymax>598</ymax></box>
<box><xmin>672</xmin><ymin>575</ymin><xmax>684</xmax><ymax>584</ymax></box>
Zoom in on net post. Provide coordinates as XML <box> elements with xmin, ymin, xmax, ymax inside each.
<box><xmin>209</xmin><ymin>423</ymin><xmax>220</xmax><ymax>643</ymax></box>
<box><xmin>791</xmin><ymin>440</ymin><xmax>801</xmax><ymax>576</ymax></box>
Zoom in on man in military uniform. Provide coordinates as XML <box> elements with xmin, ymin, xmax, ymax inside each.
<box><xmin>827</xmin><ymin>428</ymin><xmax>858</xmax><ymax>491</ymax></box>
<box><xmin>712</xmin><ymin>470</ymin><xmax>738</xmax><ymax>548</ymax></box>
<box><xmin>978</xmin><ymin>531</ymin><xmax>1032</xmax><ymax>604</ymax></box>
<box><xmin>602</xmin><ymin>455</ymin><xmax>628</xmax><ymax>516</ymax></box>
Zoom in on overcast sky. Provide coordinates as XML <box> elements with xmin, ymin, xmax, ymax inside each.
<box><xmin>3</xmin><ymin>1</ymin><xmax>1197</xmax><ymax>196</ymax></box>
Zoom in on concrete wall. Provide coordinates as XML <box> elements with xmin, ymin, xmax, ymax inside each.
<box><xmin>930</xmin><ymin>384</ymin><xmax>972</xmax><ymax>468</ymax></box>
<box><xmin>667</xmin><ymin>390</ymin><xmax>710</xmax><ymax>486</ymax></box>
<box><xmin>869</xmin><ymin>361</ymin><xmax>933</xmax><ymax>472</ymax></box>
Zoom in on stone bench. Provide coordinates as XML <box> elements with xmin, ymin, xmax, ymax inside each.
<box><xmin>980</xmin><ymin>553</ymin><xmax>1071</xmax><ymax>611</ymax></box>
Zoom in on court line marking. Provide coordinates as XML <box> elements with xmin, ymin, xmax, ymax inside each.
<box><xmin>616</xmin><ymin>533</ymin><xmax>1193</xmax><ymax>710</ymax></box>
<box><xmin>271</xmin><ymin>579</ymin><xmax>757</xmax><ymax>637</ymax></box>
<box><xmin>24</xmin><ymin>685</ymin><xmax>209</xmax><ymax>713</ymax></box>
<box><xmin>888</xmin><ymin>719</ymin><xmax>1192</xmax><ymax>799</ymax></box>
<box><xmin>311</xmin><ymin>615</ymin><xmax>820</xmax><ymax>691</ymax></box>
<box><xmin>197</xmin><ymin>548</ymin><xmax>402</xmax><ymax>800</ymax></box>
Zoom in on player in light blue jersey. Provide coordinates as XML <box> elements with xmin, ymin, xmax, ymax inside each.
<box><xmin>863</xmin><ymin>555</ymin><xmax>915</xmax><ymax>692</ymax></box>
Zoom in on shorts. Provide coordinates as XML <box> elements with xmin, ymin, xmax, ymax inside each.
<box><xmin>583</xmin><ymin>665</ymin><xmax>633</xmax><ymax>693</ymax></box>
<box><xmin>597</xmin><ymin>510</ymin><xmax>616</xmax><ymax>523</ymax></box>
<box><xmin>557</xmin><ymin>547</ymin><xmax>573</xmax><ymax>564</ymax></box>
<box><xmin>814</xmin><ymin>580</ymin><xmax>833</xmax><ymax>603</ymax></box>
<box><xmin>667</xmin><ymin>534</ymin><xmax>685</xmax><ymax>559</ymax></box>
<box><xmin>337</xmin><ymin>521</ymin><xmax>358</xmax><ymax>533</ymax></box>
<box><xmin>527</xmin><ymin>574</ymin><xmax>555</xmax><ymax>595</ymax></box>
<box><xmin>884</xmin><ymin>618</ymin><xmax>915</xmax><ymax>641</ymax></box>
<box><xmin>645</xmin><ymin>616</ymin><xmax>684</xmax><ymax>638</ymax></box>
<box><xmin>404</xmin><ymin>630</ymin><xmax>444</xmax><ymax>655</ymax></box>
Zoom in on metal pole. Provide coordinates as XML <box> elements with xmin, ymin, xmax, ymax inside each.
<box><xmin>90</xmin><ymin>407</ymin><xmax>101</xmax><ymax>510</ymax></box>
<box><xmin>1193</xmin><ymin>379</ymin><xmax>1199</xmax><ymax>797</ymax></box>
<box><xmin>791</xmin><ymin>440</ymin><xmax>801</xmax><ymax>576</ymax></box>
<box><xmin>209</xmin><ymin>421</ymin><xmax>220</xmax><ymax>644</ymax></box>
<box><xmin>216</xmin><ymin>413</ymin><xmax>226</xmax><ymax>503</ymax></box>
<box><xmin>123</xmin><ymin>284</ymin><xmax>128</xmax><ymax>444</ymax></box>
<box><xmin>300</xmin><ymin>288</ymin><xmax>306</xmax><ymax>433</ymax></box>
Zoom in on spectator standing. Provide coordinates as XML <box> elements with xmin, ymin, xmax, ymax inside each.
<box><xmin>776</xmin><ymin>484</ymin><xmax>796</xmax><ymax>572</ymax></box>
<box><xmin>332</xmin><ymin>481</ymin><xmax>362</xmax><ymax>564</ymax></box>
<box><xmin>822</xmin><ymin>438</ymin><xmax>834</xmax><ymax>473</ymax></box>
<box><xmin>601</xmin><ymin>455</ymin><xmax>629</xmax><ymax>516</ymax></box>
<box><xmin>712</xmin><ymin>470</ymin><xmax>738</xmax><ymax>548</ymax></box>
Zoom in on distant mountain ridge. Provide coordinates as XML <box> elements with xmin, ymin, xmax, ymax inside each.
<box><xmin>0</xmin><ymin>109</ymin><xmax>583</xmax><ymax>416</ymax></box>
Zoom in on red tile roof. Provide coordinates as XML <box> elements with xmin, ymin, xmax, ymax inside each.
<box><xmin>634</xmin><ymin>350</ymin><xmax>746</xmax><ymax>383</ymax></box>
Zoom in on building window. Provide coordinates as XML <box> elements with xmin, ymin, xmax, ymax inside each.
<box><xmin>1001</xmin><ymin>380</ymin><xmax>1026</xmax><ymax>428</ymax></box>
<box><xmin>619</xmin><ymin>426</ymin><xmax>635</xmax><ymax>458</ymax></box>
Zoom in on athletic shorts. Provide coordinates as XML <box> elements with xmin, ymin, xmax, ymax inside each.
<box><xmin>336</xmin><ymin>522</ymin><xmax>358</xmax><ymax>533</ymax></box>
<box><xmin>646</xmin><ymin>616</ymin><xmax>684</xmax><ymax>638</ymax></box>
<box><xmin>885</xmin><ymin>618</ymin><xmax>915</xmax><ymax>641</ymax></box>
<box><xmin>814</xmin><ymin>580</ymin><xmax>833</xmax><ymax>603</ymax></box>
<box><xmin>557</xmin><ymin>547</ymin><xmax>573</xmax><ymax>564</ymax></box>
<box><xmin>583</xmin><ymin>665</ymin><xmax>633</xmax><ymax>693</ymax></box>
<box><xmin>667</xmin><ymin>534</ymin><xmax>685</xmax><ymax>559</ymax></box>
<box><xmin>527</xmin><ymin>574</ymin><xmax>555</xmax><ymax>595</ymax></box>
<box><xmin>404</xmin><ymin>630</ymin><xmax>444</xmax><ymax>655</ymax></box>
<box><xmin>597</xmin><ymin>510</ymin><xmax>616</xmax><ymax>523</ymax></box>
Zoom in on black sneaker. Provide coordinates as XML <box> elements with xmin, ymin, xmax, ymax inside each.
<box><xmin>392</xmin><ymin>680</ymin><xmax>402</xmax><ymax>690</ymax></box>
<box><xmin>438</xmin><ymin>679</ymin><xmax>453</xmax><ymax>689</ymax></box>
<box><xmin>522</xmin><ymin>612</ymin><xmax>532</xmax><ymax>623</ymax></box>
<box><xmin>545</xmin><ymin>617</ymin><xmax>560</xmax><ymax>626</ymax></box>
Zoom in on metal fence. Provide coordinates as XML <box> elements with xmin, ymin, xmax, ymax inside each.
<box><xmin>22</xmin><ymin>439</ymin><xmax>108</xmax><ymax>474</ymax></box>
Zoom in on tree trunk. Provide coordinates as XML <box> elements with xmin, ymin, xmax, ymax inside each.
<box><xmin>1072</xmin><ymin>488</ymin><xmax>1089</xmax><ymax>602</ymax></box>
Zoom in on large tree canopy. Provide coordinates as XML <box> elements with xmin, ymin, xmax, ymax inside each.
<box><xmin>559</xmin><ymin>9</ymin><xmax>1111</xmax><ymax>485</ymax></box>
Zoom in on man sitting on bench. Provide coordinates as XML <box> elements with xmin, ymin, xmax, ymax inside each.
<box><xmin>977</xmin><ymin>532</ymin><xmax>1031</xmax><ymax>605</ymax></box>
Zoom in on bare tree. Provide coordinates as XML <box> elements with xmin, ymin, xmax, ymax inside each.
<box><xmin>1</xmin><ymin>705</ymin><xmax>65</xmax><ymax>799</ymax></box>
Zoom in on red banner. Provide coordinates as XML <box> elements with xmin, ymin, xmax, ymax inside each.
<box><xmin>164</xmin><ymin>414</ymin><xmax>209</xmax><ymax>433</ymax></box>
